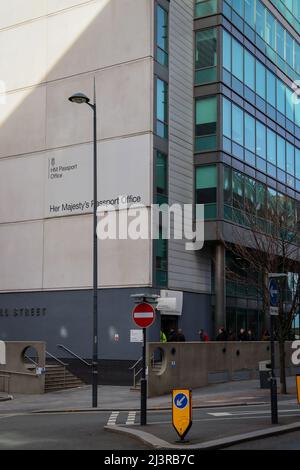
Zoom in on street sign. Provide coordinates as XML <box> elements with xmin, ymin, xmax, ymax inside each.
<box><xmin>172</xmin><ymin>390</ymin><xmax>192</xmax><ymax>441</ymax></box>
<box><xmin>130</xmin><ymin>329</ymin><xmax>143</xmax><ymax>343</ymax></box>
<box><xmin>297</xmin><ymin>376</ymin><xmax>300</xmax><ymax>405</ymax></box>
<box><xmin>269</xmin><ymin>279</ymin><xmax>279</xmax><ymax>307</ymax></box>
<box><xmin>132</xmin><ymin>303</ymin><xmax>155</xmax><ymax>329</ymax></box>
<box><xmin>270</xmin><ymin>307</ymin><xmax>279</xmax><ymax>316</ymax></box>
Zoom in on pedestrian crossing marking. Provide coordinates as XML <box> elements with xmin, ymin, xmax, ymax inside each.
<box><xmin>107</xmin><ymin>412</ymin><xmax>119</xmax><ymax>426</ymax></box>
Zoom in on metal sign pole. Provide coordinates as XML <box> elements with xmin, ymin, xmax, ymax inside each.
<box><xmin>270</xmin><ymin>313</ymin><xmax>278</xmax><ymax>424</ymax></box>
<box><xmin>140</xmin><ymin>327</ymin><xmax>147</xmax><ymax>426</ymax></box>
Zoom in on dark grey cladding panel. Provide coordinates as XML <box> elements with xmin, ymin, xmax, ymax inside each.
<box><xmin>168</xmin><ymin>0</ymin><xmax>212</xmax><ymax>293</ymax></box>
<box><xmin>0</xmin><ymin>288</ymin><xmax>212</xmax><ymax>359</ymax></box>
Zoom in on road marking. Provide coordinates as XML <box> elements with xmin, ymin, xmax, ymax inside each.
<box><xmin>126</xmin><ymin>412</ymin><xmax>136</xmax><ymax>425</ymax></box>
<box><xmin>107</xmin><ymin>412</ymin><xmax>119</xmax><ymax>426</ymax></box>
<box><xmin>208</xmin><ymin>412</ymin><xmax>232</xmax><ymax>417</ymax></box>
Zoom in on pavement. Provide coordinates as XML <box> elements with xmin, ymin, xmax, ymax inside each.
<box><xmin>0</xmin><ymin>377</ymin><xmax>297</xmax><ymax>414</ymax></box>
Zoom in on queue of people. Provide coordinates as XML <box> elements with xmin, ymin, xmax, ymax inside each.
<box><xmin>160</xmin><ymin>327</ymin><xmax>271</xmax><ymax>343</ymax></box>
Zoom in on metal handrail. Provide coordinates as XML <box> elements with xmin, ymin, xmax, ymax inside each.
<box><xmin>129</xmin><ymin>357</ymin><xmax>142</xmax><ymax>371</ymax></box>
<box><xmin>46</xmin><ymin>351</ymin><xmax>68</xmax><ymax>367</ymax></box>
<box><xmin>24</xmin><ymin>355</ymin><xmax>38</xmax><ymax>366</ymax></box>
<box><xmin>57</xmin><ymin>345</ymin><xmax>91</xmax><ymax>367</ymax></box>
<box><xmin>0</xmin><ymin>374</ymin><xmax>10</xmax><ymax>394</ymax></box>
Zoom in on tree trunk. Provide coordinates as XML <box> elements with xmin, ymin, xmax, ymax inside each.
<box><xmin>279</xmin><ymin>340</ymin><xmax>287</xmax><ymax>394</ymax></box>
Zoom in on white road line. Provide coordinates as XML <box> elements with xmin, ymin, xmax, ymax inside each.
<box><xmin>208</xmin><ymin>412</ymin><xmax>232</xmax><ymax>417</ymax></box>
<box><xmin>107</xmin><ymin>412</ymin><xmax>119</xmax><ymax>426</ymax></box>
<box><xmin>126</xmin><ymin>412</ymin><xmax>136</xmax><ymax>425</ymax></box>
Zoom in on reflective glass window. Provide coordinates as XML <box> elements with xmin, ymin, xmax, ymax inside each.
<box><xmin>256</xmin><ymin>121</ymin><xmax>266</xmax><ymax>159</ymax></box>
<box><xmin>245</xmin><ymin>113</ymin><xmax>255</xmax><ymax>153</ymax></box>
<box><xmin>277</xmin><ymin>135</ymin><xmax>286</xmax><ymax>170</ymax></box>
<box><xmin>223</xmin><ymin>97</ymin><xmax>232</xmax><ymax>138</ymax></box>
<box><xmin>156</xmin><ymin>5</ymin><xmax>168</xmax><ymax>66</ymax></box>
<box><xmin>232</xmin><ymin>104</ymin><xmax>244</xmax><ymax>145</ymax></box>
<box><xmin>286</xmin><ymin>142</ymin><xmax>295</xmax><ymax>175</ymax></box>
<box><xmin>223</xmin><ymin>30</ymin><xmax>231</xmax><ymax>72</ymax></box>
<box><xmin>277</xmin><ymin>80</ymin><xmax>286</xmax><ymax>115</ymax></box>
<box><xmin>267</xmin><ymin>70</ymin><xmax>276</xmax><ymax>106</ymax></box>
<box><xmin>256</xmin><ymin>61</ymin><xmax>266</xmax><ymax>99</ymax></box>
<box><xmin>256</xmin><ymin>0</ymin><xmax>265</xmax><ymax>39</ymax></box>
<box><xmin>232</xmin><ymin>39</ymin><xmax>243</xmax><ymax>81</ymax></box>
<box><xmin>267</xmin><ymin>128</ymin><xmax>277</xmax><ymax>164</ymax></box>
<box><xmin>245</xmin><ymin>50</ymin><xmax>255</xmax><ymax>90</ymax></box>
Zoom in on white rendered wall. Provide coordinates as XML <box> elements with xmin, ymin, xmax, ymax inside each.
<box><xmin>0</xmin><ymin>0</ymin><xmax>154</xmax><ymax>292</ymax></box>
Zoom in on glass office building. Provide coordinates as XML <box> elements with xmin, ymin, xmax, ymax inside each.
<box><xmin>195</xmin><ymin>0</ymin><xmax>300</xmax><ymax>338</ymax></box>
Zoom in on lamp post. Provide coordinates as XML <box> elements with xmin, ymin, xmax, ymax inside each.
<box><xmin>69</xmin><ymin>86</ymin><xmax>99</xmax><ymax>408</ymax></box>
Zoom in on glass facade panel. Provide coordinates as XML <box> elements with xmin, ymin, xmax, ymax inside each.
<box><xmin>156</xmin><ymin>5</ymin><xmax>168</xmax><ymax>67</ymax></box>
<box><xmin>277</xmin><ymin>135</ymin><xmax>286</xmax><ymax>170</ymax></box>
<box><xmin>256</xmin><ymin>121</ymin><xmax>266</xmax><ymax>159</ymax></box>
<box><xmin>256</xmin><ymin>61</ymin><xmax>266</xmax><ymax>99</ymax></box>
<box><xmin>196</xmin><ymin>165</ymin><xmax>217</xmax><ymax>219</ymax></box>
<box><xmin>232</xmin><ymin>39</ymin><xmax>243</xmax><ymax>81</ymax></box>
<box><xmin>267</xmin><ymin>129</ymin><xmax>277</xmax><ymax>165</ymax></box>
<box><xmin>245</xmin><ymin>113</ymin><xmax>255</xmax><ymax>153</ymax></box>
<box><xmin>156</xmin><ymin>78</ymin><xmax>168</xmax><ymax>139</ymax></box>
<box><xmin>195</xmin><ymin>96</ymin><xmax>217</xmax><ymax>151</ymax></box>
<box><xmin>195</xmin><ymin>28</ymin><xmax>217</xmax><ymax>83</ymax></box>
<box><xmin>223</xmin><ymin>97</ymin><xmax>232</xmax><ymax>138</ymax></box>
<box><xmin>223</xmin><ymin>30</ymin><xmax>231</xmax><ymax>71</ymax></box>
<box><xmin>232</xmin><ymin>104</ymin><xmax>244</xmax><ymax>145</ymax></box>
<box><xmin>244</xmin><ymin>50</ymin><xmax>255</xmax><ymax>90</ymax></box>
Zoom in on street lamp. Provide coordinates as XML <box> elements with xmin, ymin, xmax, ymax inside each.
<box><xmin>69</xmin><ymin>85</ymin><xmax>99</xmax><ymax>408</ymax></box>
<box><xmin>268</xmin><ymin>273</ymin><xmax>288</xmax><ymax>425</ymax></box>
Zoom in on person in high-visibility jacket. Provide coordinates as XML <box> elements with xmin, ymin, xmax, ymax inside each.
<box><xmin>160</xmin><ymin>330</ymin><xmax>167</xmax><ymax>343</ymax></box>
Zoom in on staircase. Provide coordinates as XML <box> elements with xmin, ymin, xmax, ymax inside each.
<box><xmin>45</xmin><ymin>364</ymin><xmax>85</xmax><ymax>393</ymax></box>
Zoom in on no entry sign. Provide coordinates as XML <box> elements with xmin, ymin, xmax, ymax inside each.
<box><xmin>132</xmin><ymin>303</ymin><xmax>155</xmax><ymax>329</ymax></box>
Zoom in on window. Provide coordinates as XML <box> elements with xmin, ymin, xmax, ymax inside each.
<box><xmin>245</xmin><ymin>0</ymin><xmax>255</xmax><ymax>28</ymax></box>
<box><xmin>296</xmin><ymin>148</ymin><xmax>300</xmax><ymax>178</ymax></box>
<box><xmin>256</xmin><ymin>122</ymin><xmax>266</xmax><ymax>159</ymax></box>
<box><xmin>223</xmin><ymin>97</ymin><xmax>231</xmax><ymax>139</ymax></box>
<box><xmin>277</xmin><ymin>135</ymin><xmax>286</xmax><ymax>170</ymax></box>
<box><xmin>286</xmin><ymin>32</ymin><xmax>294</xmax><ymax>67</ymax></box>
<box><xmin>156</xmin><ymin>152</ymin><xmax>168</xmax><ymax>205</ymax></box>
<box><xmin>277</xmin><ymin>22</ymin><xmax>285</xmax><ymax>59</ymax></box>
<box><xmin>156</xmin><ymin>5</ymin><xmax>168</xmax><ymax>67</ymax></box>
<box><xmin>286</xmin><ymin>87</ymin><xmax>294</xmax><ymax>122</ymax></box>
<box><xmin>277</xmin><ymin>80</ymin><xmax>286</xmax><ymax>115</ymax></box>
<box><xmin>156</xmin><ymin>78</ymin><xmax>168</xmax><ymax>139</ymax></box>
<box><xmin>196</xmin><ymin>165</ymin><xmax>217</xmax><ymax>219</ymax></box>
<box><xmin>223</xmin><ymin>30</ymin><xmax>231</xmax><ymax>72</ymax></box>
<box><xmin>232</xmin><ymin>39</ymin><xmax>243</xmax><ymax>81</ymax></box>
<box><xmin>287</xmin><ymin>142</ymin><xmax>295</xmax><ymax>175</ymax></box>
<box><xmin>267</xmin><ymin>70</ymin><xmax>276</xmax><ymax>107</ymax></box>
<box><xmin>195</xmin><ymin>28</ymin><xmax>217</xmax><ymax>83</ymax></box>
<box><xmin>233</xmin><ymin>171</ymin><xmax>244</xmax><ymax>210</ymax></box>
<box><xmin>245</xmin><ymin>50</ymin><xmax>255</xmax><ymax>90</ymax></box>
<box><xmin>256</xmin><ymin>0</ymin><xmax>265</xmax><ymax>39</ymax></box>
<box><xmin>195</xmin><ymin>0</ymin><xmax>217</xmax><ymax>17</ymax></box>
<box><xmin>245</xmin><ymin>113</ymin><xmax>255</xmax><ymax>153</ymax></box>
<box><xmin>267</xmin><ymin>129</ymin><xmax>276</xmax><ymax>164</ymax></box>
<box><xmin>195</xmin><ymin>96</ymin><xmax>217</xmax><ymax>151</ymax></box>
<box><xmin>256</xmin><ymin>61</ymin><xmax>266</xmax><ymax>99</ymax></box>
<box><xmin>232</xmin><ymin>0</ymin><xmax>243</xmax><ymax>17</ymax></box>
<box><xmin>232</xmin><ymin>104</ymin><xmax>244</xmax><ymax>146</ymax></box>
<box><xmin>155</xmin><ymin>150</ymin><xmax>168</xmax><ymax>287</ymax></box>
<box><xmin>266</xmin><ymin>10</ymin><xmax>276</xmax><ymax>49</ymax></box>
<box><xmin>224</xmin><ymin>166</ymin><xmax>232</xmax><ymax>205</ymax></box>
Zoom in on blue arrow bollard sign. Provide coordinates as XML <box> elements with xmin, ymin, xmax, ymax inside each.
<box><xmin>269</xmin><ymin>279</ymin><xmax>279</xmax><ymax>307</ymax></box>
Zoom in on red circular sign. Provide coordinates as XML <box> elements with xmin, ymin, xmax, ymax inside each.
<box><xmin>132</xmin><ymin>303</ymin><xmax>156</xmax><ymax>329</ymax></box>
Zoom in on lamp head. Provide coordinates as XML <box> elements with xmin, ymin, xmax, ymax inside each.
<box><xmin>68</xmin><ymin>93</ymin><xmax>90</xmax><ymax>105</ymax></box>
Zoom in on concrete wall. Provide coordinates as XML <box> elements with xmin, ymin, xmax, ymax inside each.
<box><xmin>147</xmin><ymin>341</ymin><xmax>299</xmax><ymax>397</ymax></box>
<box><xmin>0</xmin><ymin>342</ymin><xmax>45</xmax><ymax>394</ymax></box>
